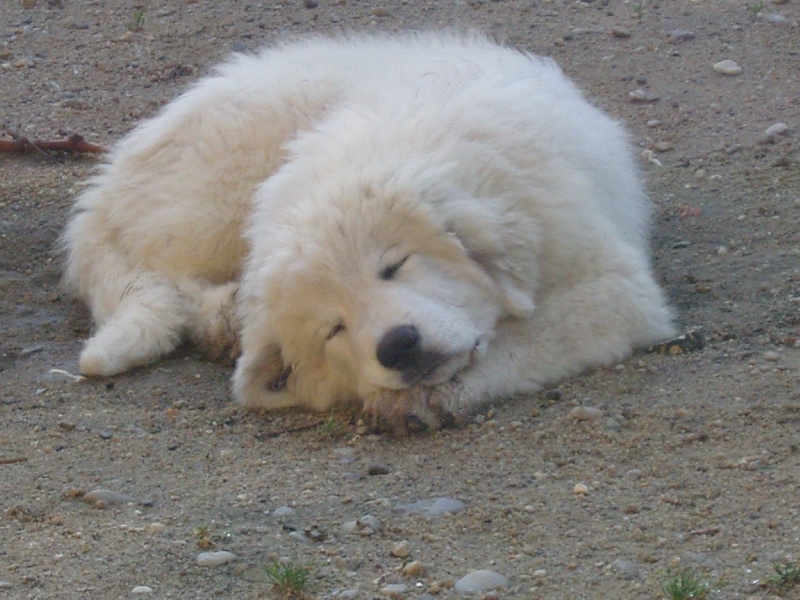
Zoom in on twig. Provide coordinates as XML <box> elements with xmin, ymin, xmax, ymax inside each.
<box><xmin>0</xmin><ymin>134</ymin><xmax>108</xmax><ymax>155</ymax></box>
<box><xmin>0</xmin><ymin>456</ymin><xmax>29</xmax><ymax>465</ymax></box>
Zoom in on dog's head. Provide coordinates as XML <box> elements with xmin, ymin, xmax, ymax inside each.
<box><xmin>232</xmin><ymin>159</ymin><xmax>538</xmax><ymax>413</ymax></box>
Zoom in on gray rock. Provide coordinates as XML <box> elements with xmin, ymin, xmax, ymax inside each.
<box><xmin>454</xmin><ymin>569</ymin><xmax>509</xmax><ymax>594</ymax></box>
<box><xmin>394</xmin><ymin>497</ymin><xmax>466</xmax><ymax>517</ymax></box>
<box><xmin>196</xmin><ymin>551</ymin><xmax>237</xmax><ymax>567</ymax></box>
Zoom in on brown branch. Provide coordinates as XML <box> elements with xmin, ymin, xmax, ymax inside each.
<box><xmin>0</xmin><ymin>134</ymin><xmax>108</xmax><ymax>156</ymax></box>
<box><xmin>0</xmin><ymin>456</ymin><xmax>29</xmax><ymax>465</ymax></box>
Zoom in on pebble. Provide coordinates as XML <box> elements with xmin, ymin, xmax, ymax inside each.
<box><xmin>368</xmin><ymin>463</ymin><xmax>390</xmax><ymax>476</ymax></box>
<box><xmin>401</xmin><ymin>561</ymin><xmax>426</xmax><ymax>577</ymax></box>
<box><xmin>568</xmin><ymin>406</ymin><xmax>603</xmax><ymax>421</ymax></box>
<box><xmin>628</xmin><ymin>89</ymin><xmax>659</xmax><ymax>103</ymax></box>
<box><xmin>147</xmin><ymin>522</ymin><xmax>167</xmax><ymax>533</ymax></box>
<box><xmin>83</xmin><ymin>489</ymin><xmax>134</xmax><ymax>506</ymax></box>
<box><xmin>0</xmin><ymin>581</ymin><xmax>12</xmax><ymax>589</ymax></box>
<box><xmin>454</xmin><ymin>570</ymin><xmax>509</xmax><ymax>595</ymax></box>
<box><xmin>713</xmin><ymin>59</ymin><xmax>742</xmax><ymax>75</ymax></box>
<box><xmin>272</xmin><ymin>506</ymin><xmax>297</xmax><ymax>521</ymax></box>
<box><xmin>380</xmin><ymin>583</ymin><xmax>408</xmax><ymax>598</ymax></box>
<box><xmin>391</xmin><ymin>540</ymin><xmax>411</xmax><ymax>558</ymax></box>
<box><xmin>611</xmin><ymin>558</ymin><xmax>639</xmax><ymax>579</ymax></box>
<box><xmin>196</xmin><ymin>551</ymin><xmax>237</xmax><ymax>567</ymax></box>
<box><xmin>348</xmin><ymin>514</ymin><xmax>382</xmax><ymax>536</ymax></box>
<box><xmin>762</xmin><ymin>122</ymin><xmax>788</xmax><ymax>142</ymax></box>
<box><xmin>764</xmin><ymin>351</ymin><xmax>780</xmax><ymax>362</ymax></box>
<box><xmin>573</xmin><ymin>483</ymin><xmax>590</xmax><ymax>495</ymax></box>
<box><xmin>394</xmin><ymin>497</ymin><xmax>466</xmax><ymax>517</ymax></box>
<box><xmin>131</xmin><ymin>586</ymin><xmax>153</xmax><ymax>594</ymax></box>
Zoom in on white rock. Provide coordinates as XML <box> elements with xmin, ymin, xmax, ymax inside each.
<box><xmin>131</xmin><ymin>586</ymin><xmax>153</xmax><ymax>594</ymax></box>
<box><xmin>573</xmin><ymin>483</ymin><xmax>590</xmax><ymax>495</ymax></box>
<box><xmin>568</xmin><ymin>406</ymin><xmax>603</xmax><ymax>421</ymax></box>
<box><xmin>357</xmin><ymin>514</ymin><xmax>382</xmax><ymax>531</ymax></box>
<box><xmin>380</xmin><ymin>583</ymin><xmax>408</xmax><ymax>598</ymax></box>
<box><xmin>83</xmin><ymin>489</ymin><xmax>134</xmax><ymax>506</ymax></box>
<box><xmin>196</xmin><ymin>551</ymin><xmax>237</xmax><ymax>567</ymax></box>
<box><xmin>454</xmin><ymin>569</ymin><xmax>509</xmax><ymax>595</ymax></box>
<box><xmin>713</xmin><ymin>59</ymin><xmax>742</xmax><ymax>75</ymax></box>
<box><xmin>146</xmin><ymin>522</ymin><xmax>166</xmax><ymax>533</ymax></box>
<box><xmin>394</xmin><ymin>497</ymin><xmax>466</xmax><ymax>517</ymax></box>
<box><xmin>272</xmin><ymin>506</ymin><xmax>297</xmax><ymax>520</ymax></box>
<box><xmin>390</xmin><ymin>540</ymin><xmax>411</xmax><ymax>558</ymax></box>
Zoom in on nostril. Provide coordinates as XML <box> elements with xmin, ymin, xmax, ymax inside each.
<box><xmin>376</xmin><ymin>324</ymin><xmax>420</xmax><ymax>369</ymax></box>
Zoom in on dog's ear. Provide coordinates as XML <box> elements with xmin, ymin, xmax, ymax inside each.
<box><xmin>232</xmin><ymin>343</ymin><xmax>296</xmax><ymax>410</ymax></box>
<box><xmin>443</xmin><ymin>201</ymin><xmax>537</xmax><ymax>318</ymax></box>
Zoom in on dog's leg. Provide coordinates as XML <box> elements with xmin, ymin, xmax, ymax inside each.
<box><xmin>177</xmin><ymin>279</ymin><xmax>240</xmax><ymax>363</ymax></box>
<box><xmin>78</xmin><ymin>271</ymin><xmax>188</xmax><ymax>376</ymax></box>
<box><xmin>367</xmin><ymin>266</ymin><xmax>674</xmax><ymax>434</ymax></box>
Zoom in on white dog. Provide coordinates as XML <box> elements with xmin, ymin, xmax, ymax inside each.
<box><xmin>63</xmin><ymin>32</ymin><xmax>674</xmax><ymax>433</ymax></box>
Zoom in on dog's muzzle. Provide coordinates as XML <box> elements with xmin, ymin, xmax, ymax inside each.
<box><xmin>376</xmin><ymin>324</ymin><xmax>453</xmax><ymax>386</ymax></box>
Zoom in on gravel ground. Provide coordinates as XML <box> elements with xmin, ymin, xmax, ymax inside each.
<box><xmin>1</xmin><ymin>1</ymin><xmax>798</xmax><ymax>599</ymax></box>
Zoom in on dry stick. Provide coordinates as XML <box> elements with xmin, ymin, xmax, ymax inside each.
<box><xmin>0</xmin><ymin>456</ymin><xmax>29</xmax><ymax>464</ymax></box>
<box><xmin>0</xmin><ymin>134</ymin><xmax>108</xmax><ymax>155</ymax></box>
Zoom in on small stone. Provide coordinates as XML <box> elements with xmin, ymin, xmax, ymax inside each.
<box><xmin>341</xmin><ymin>520</ymin><xmax>359</xmax><ymax>534</ymax></box>
<box><xmin>303</xmin><ymin>0</ymin><xmax>318</xmax><ymax>7</ymax></box>
<box><xmin>394</xmin><ymin>497</ymin><xmax>466</xmax><ymax>517</ymax></box>
<box><xmin>147</xmin><ymin>522</ymin><xmax>167</xmax><ymax>533</ymax></box>
<box><xmin>454</xmin><ymin>570</ymin><xmax>509</xmax><ymax>595</ymax></box>
<box><xmin>402</xmin><ymin>561</ymin><xmax>426</xmax><ymax>576</ymax></box>
<box><xmin>653</xmin><ymin>141</ymin><xmax>673</xmax><ymax>152</ymax></box>
<box><xmin>357</xmin><ymin>514</ymin><xmax>382</xmax><ymax>532</ymax></box>
<box><xmin>289</xmin><ymin>530</ymin><xmax>311</xmax><ymax>544</ymax></box>
<box><xmin>626</xmin><ymin>468</ymin><xmax>643</xmax><ymax>478</ymax></box>
<box><xmin>611</xmin><ymin>27</ymin><xmax>630</xmax><ymax>38</ymax></box>
<box><xmin>391</xmin><ymin>540</ymin><xmax>411</xmax><ymax>558</ymax></box>
<box><xmin>762</xmin><ymin>122</ymin><xmax>789</xmax><ymax>142</ymax></box>
<box><xmin>764</xmin><ymin>351</ymin><xmax>780</xmax><ymax>362</ymax></box>
<box><xmin>131</xmin><ymin>586</ymin><xmax>153</xmax><ymax>594</ymax></box>
<box><xmin>272</xmin><ymin>506</ymin><xmax>297</xmax><ymax>521</ymax></box>
<box><xmin>611</xmin><ymin>558</ymin><xmax>639</xmax><ymax>579</ymax></box>
<box><xmin>573</xmin><ymin>483</ymin><xmax>590</xmax><ymax>495</ymax></box>
<box><xmin>628</xmin><ymin>89</ymin><xmax>659</xmax><ymax>103</ymax></box>
<box><xmin>57</xmin><ymin>421</ymin><xmax>76</xmax><ymax>431</ymax></box>
<box><xmin>83</xmin><ymin>489</ymin><xmax>134</xmax><ymax>506</ymax></box>
<box><xmin>667</xmin><ymin>29</ymin><xmax>695</xmax><ymax>42</ymax></box>
<box><xmin>568</xmin><ymin>406</ymin><xmax>603</xmax><ymax>421</ymax></box>
<box><xmin>647</xmin><ymin>119</ymin><xmax>662</xmax><ymax>128</ymax></box>
<box><xmin>380</xmin><ymin>583</ymin><xmax>407</xmax><ymax>598</ymax></box>
<box><xmin>713</xmin><ymin>59</ymin><xmax>742</xmax><ymax>75</ymax></box>
<box><xmin>0</xmin><ymin>582</ymin><xmax>13</xmax><ymax>589</ymax></box>
<box><xmin>368</xmin><ymin>463</ymin><xmax>390</xmax><ymax>476</ymax></box>
<box><xmin>716</xmin><ymin>246</ymin><xmax>729</xmax><ymax>256</ymax></box>
<box><xmin>196</xmin><ymin>551</ymin><xmax>237</xmax><ymax>567</ymax></box>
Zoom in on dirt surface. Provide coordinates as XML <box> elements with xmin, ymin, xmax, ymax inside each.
<box><xmin>1</xmin><ymin>2</ymin><xmax>799</xmax><ymax>599</ymax></box>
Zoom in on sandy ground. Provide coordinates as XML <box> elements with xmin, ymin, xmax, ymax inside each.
<box><xmin>1</xmin><ymin>1</ymin><xmax>798</xmax><ymax>599</ymax></box>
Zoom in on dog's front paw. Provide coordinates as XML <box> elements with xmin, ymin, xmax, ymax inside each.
<box><xmin>363</xmin><ymin>382</ymin><xmax>466</xmax><ymax>436</ymax></box>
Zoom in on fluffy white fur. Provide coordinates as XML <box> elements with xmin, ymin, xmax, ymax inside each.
<box><xmin>63</xmin><ymin>32</ymin><xmax>674</xmax><ymax>433</ymax></box>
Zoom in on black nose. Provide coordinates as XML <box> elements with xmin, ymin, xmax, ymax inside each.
<box><xmin>376</xmin><ymin>324</ymin><xmax>421</xmax><ymax>370</ymax></box>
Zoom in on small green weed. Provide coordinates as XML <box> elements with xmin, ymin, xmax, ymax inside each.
<box><xmin>747</xmin><ymin>0</ymin><xmax>765</xmax><ymax>14</ymax></box>
<box><xmin>264</xmin><ymin>561</ymin><xmax>311</xmax><ymax>598</ymax></box>
<box><xmin>767</xmin><ymin>561</ymin><xmax>800</xmax><ymax>593</ymax></box>
<box><xmin>661</xmin><ymin>567</ymin><xmax>711</xmax><ymax>600</ymax></box>
<box><xmin>130</xmin><ymin>6</ymin><xmax>146</xmax><ymax>30</ymax></box>
<box><xmin>317</xmin><ymin>415</ymin><xmax>345</xmax><ymax>439</ymax></box>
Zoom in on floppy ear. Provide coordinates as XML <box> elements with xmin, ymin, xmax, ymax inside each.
<box><xmin>443</xmin><ymin>201</ymin><xmax>537</xmax><ymax>318</ymax></box>
<box><xmin>231</xmin><ymin>343</ymin><xmax>296</xmax><ymax>410</ymax></box>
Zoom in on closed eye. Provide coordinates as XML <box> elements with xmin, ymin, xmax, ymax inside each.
<box><xmin>380</xmin><ymin>255</ymin><xmax>409</xmax><ymax>280</ymax></box>
<box><xmin>325</xmin><ymin>321</ymin><xmax>346</xmax><ymax>341</ymax></box>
